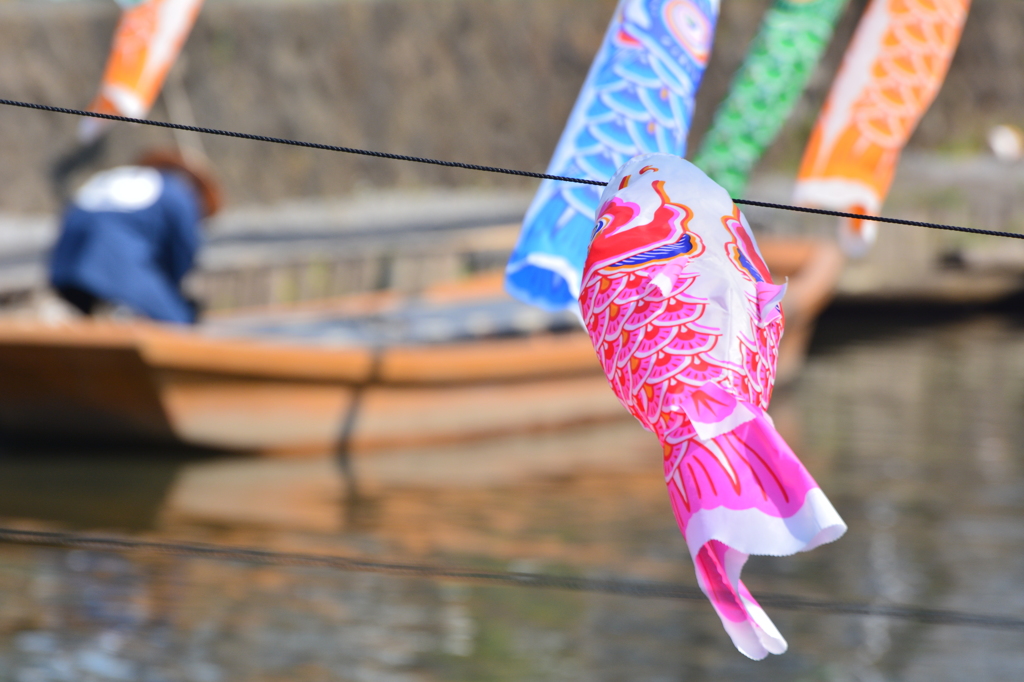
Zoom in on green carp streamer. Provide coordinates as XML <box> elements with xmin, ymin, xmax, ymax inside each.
<box><xmin>693</xmin><ymin>0</ymin><xmax>848</xmax><ymax>196</ymax></box>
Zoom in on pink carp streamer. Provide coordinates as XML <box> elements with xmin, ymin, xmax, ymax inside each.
<box><xmin>580</xmin><ymin>153</ymin><xmax>846</xmax><ymax>658</ymax></box>
<box><xmin>794</xmin><ymin>0</ymin><xmax>971</xmax><ymax>255</ymax></box>
<box><xmin>80</xmin><ymin>0</ymin><xmax>205</xmax><ymax>143</ymax></box>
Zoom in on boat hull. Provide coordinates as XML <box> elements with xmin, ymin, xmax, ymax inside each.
<box><xmin>0</xmin><ymin>321</ymin><xmax>619</xmax><ymax>454</ymax></box>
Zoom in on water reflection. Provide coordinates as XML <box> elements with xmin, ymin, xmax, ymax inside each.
<box><xmin>2</xmin><ymin>310</ymin><xmax>1024</xmax><ymax>680</ymax></box>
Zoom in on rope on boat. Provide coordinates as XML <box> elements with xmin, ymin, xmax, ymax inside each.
<box><xmin>2</xmin><ymin>97</ymin><xmax>1022</xmax><ymax>243</ymax></box>
<box><xmin>0</xmin><ymin>526</ymin><xmax>1020</xmax><ymax>632</ymax></box>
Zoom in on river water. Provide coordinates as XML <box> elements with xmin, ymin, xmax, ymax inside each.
<box><xmin>1</xmin><ymin>304</ymin><xmax>1023</xmax><ymax>681</ymax></box>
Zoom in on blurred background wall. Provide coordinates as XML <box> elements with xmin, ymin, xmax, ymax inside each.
<box><xmin>0</xmin><ymin>0</ymin><xmax>1021</xmax><ymax>213</ymax></box>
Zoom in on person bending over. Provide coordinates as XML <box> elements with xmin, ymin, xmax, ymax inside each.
<box><xmin>49</xmin><ymin>150</ymin><xmax>221</xmax><ymax>324</ymax></box>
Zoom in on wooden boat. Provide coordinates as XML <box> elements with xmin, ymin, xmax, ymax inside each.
<box><xmin>0</xmin><ymin>236</ymin><xmax>847</xmax><ymax>454</ymax></box>
<box><xmin>0</xmin><ymin>274</ymin><xmax>622</xmax><ymax>454</ymax></box>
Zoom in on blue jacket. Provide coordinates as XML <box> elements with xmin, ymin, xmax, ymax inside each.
<box><xmin>50</xmin><ymin>166</ymin><xmax>202</xmax><ymax>323</ymax></box>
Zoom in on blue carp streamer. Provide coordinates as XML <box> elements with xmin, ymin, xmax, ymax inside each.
<box><xmin>506</xmin><ymin>0</ymin><xmax>720</xmax><ymax>311</ymax></box>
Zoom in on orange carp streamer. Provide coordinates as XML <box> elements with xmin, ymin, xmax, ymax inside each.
<box><xmin>793</xmin><ymin>0</ymin><xmax>970</xmax><ymax>254</ymax></box>
<box><xmin>80</xmin><ymin>0</ymin><xmax>204</xmax><ymax>142</ymax></box>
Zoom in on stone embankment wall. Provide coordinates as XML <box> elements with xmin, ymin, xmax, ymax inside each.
<box><xmin>0</xmin><ymin>0</ymin><xmax>1021</xmax><ymax>213</ymax></box>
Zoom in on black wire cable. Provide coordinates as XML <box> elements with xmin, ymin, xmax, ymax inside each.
<box><xmin>2</xmin><ymin>98</ymin><xmax>1022</xmax><ymax>632</ymax></box>
<box><xmin>2</xmin><ymin>97</ymin><xmax>1022</xmax><ymax>242</ymax></box>
<box><xmin>0</xmin><ymin>98</ymin><xmax>597</xmax><ymax>187</ymax></box>
<box><xmin>0</xmin><ymin>526</ymin><xmax>1021</xmax><ymax>632</ymax></box>
<box><xmin>731</xmin><ymin>198</ymin><xmax>1024</xmax><ymax>241</ymax></box>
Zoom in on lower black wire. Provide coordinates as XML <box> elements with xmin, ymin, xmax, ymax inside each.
<box><xmin>0</xmin><ymin>526</ymin><xmax>1020</xmax><ymax>632</ymax></box>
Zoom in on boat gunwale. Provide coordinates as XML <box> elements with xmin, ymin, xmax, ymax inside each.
<box><xmin>0</xmin><ymin>320</ymin><xmax>602</xmax><ymax>386</ymax></box>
